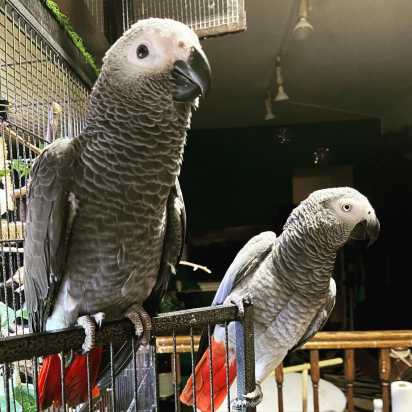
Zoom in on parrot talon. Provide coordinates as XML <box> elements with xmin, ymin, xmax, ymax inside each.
<box><xmin>228</xmin><ymin>293</ymin><xmax>252</xmax><ymax>318</ymax></box>
<box><xmin>77</xmin><ymin>315</ymin><xmax>96</xmax><ymax>354</ymax></box>
<box><xmin>126</xmin><ymin>305</ymin><xmax>152</xmax><ymax>345</ymax></box>
<box><xmin>231</xmin><ymin>383</ymin><xmax>263</xmax><ymax>410</ymax></box>
<box><xmin>92</xmin><ymin>312</ymin><xmax>105</xmax><ymax>328</ymax></box>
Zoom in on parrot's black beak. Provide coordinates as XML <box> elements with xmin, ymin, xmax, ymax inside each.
<box><xmin>172</xmin><ymin>47</ymin><xmax>211</xmax><ymax>103</ymax></box>
<box><xmin>350</xmin><ymin>216</ymin><xmax>380</xmax><ymax>247</ymax></box>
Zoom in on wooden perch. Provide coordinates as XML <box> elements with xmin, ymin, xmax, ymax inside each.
<box><xmin>4</xmin><ymin>126</ymin><xmax>42</xmax><ymax>155</ymax></box>
<box><xmin>6</xmin><ymin>267</ymin><xmax>24</xmax><ymax>286</ymax></box>
<box><xmin>0</xmin><ymin>220</ymin><xmax>24</xmax><ymax>241</ymax></box>
<box><xmin>12</xmin><ymin>186</ymin><xmax>27</xmax><ymax>199</ymax></box>
<box><xmin>179</xmin><ymin>260</ymin><xmax>212</xmax><ymax>274</ymax></box>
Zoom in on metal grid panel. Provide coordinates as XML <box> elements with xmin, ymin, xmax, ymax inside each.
<box><xmin>0</xmin><ymin>3</ymin><xmax>89</xmax><ymax>140</ymax></box>
<box><xmin>0</xmin><ymin>2</ymin><xmax>90</xmax><ymax>410</ymax></box>
<box><xmin>0</xmin><ymin>304</ymin><xmax>256</xmax><ymax>412</ymax></box>
<box><xmin>0</xmin><ymin>0</ymin><xmax>89</xmax><ymax>347</ymax></box>
<box><xmin>123</xmin><ymin>0</ymin><xmax>247</xmax><ymax>38</ymax></box>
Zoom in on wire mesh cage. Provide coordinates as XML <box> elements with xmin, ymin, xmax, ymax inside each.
<box><xmin>121</xmin><ymin>0</ymin><xmax>247</xmax><ymax>38</ymax></box>
<box><xmin>0</xmin><ymin>0</ymin><xmax>89</xmax><ymax>339</ymax></box>
<box><xmin>84</xmin><ymin>0</ymin><xmax>106</xmax><ymax>33</ymax></box>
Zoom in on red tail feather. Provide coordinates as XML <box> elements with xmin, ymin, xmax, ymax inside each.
<box><xmin>38</xmin><ymin>347</ymin><xmax>103</xmax><ymax>410</ymax></box>
<box><xmin>180</xmin><ymin>338</ymin><xmax>237</xmax><ymax>412</ymax></box>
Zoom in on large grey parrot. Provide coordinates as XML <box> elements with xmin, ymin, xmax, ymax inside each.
<box><xmin>180</xmin><ymin>187</ymin><xmax>380</xmax><ymax>411</ymax></box>
<box><xmin>23</xmin><ymin>18</ymin><xmax>211</xmax><ymax>409</ymax></box>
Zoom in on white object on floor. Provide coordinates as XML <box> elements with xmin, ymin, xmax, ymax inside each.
<box><xmin>373</xmin><ymin>398</ymin><xmax>383</xmax><ymax>412</ymax></box>
<box><xmin>391</xmin><ymin>381</ymin><xmax>412</xmax><ymax>412</ymax></box>
<box><xmin>217</xmin><ymin>373</ymin><xmax>346</xmax><ymax>412</ymax></box>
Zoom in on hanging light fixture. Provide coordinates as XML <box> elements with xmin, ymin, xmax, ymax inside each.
<box><xmin>293</xmin><ymin>0</ymin><xmax>313</xmax><ymax>41</ymax></box>
<box><xmin>264</xmin><ymin>92</ymin><xmax>275</xmax><ymax>120</ymax></box>
<box><xmin>274</xmin><ymin>56</ymin><xmax>289</xmax><ymax>102</ymax></box>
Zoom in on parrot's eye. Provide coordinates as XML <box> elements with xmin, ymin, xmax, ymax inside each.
<box><xmin>342</xmin><ymin>203</ymin><xmax>352</xmax><ymax>212</ymax></box>
<box><xmin>137</xmin><ymin>44</ymin><xmax>149</xmax><ymax>59</ymax></box>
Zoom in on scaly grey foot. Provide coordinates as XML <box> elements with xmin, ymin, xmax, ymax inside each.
<box><xmin>125</xmin><ymin>305</ymin><xmax>152</xmax><ymax>346</ymax></box>
<box><xmin>77</xmin><ymin>315</ymin><xmax>97</xmax><ymax>354</ymax></box>
<box><xmin>228</xmin><ymin>293</ymin><xmax>252</xmax><ymax>318</ymax></box>
<box><xmin>231</xmin><ymin>383</ymin><xmax>263</xmax><ymax>410</ymax></box>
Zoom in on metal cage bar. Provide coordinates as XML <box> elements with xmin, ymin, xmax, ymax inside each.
<box><xmin>0</xmin><ymin>304</ymin><xmax>256</xmax><ymax>412</ymax></box>
<box><xmin>118</xmin><ymin>0</ymin><xmax>247</xmax><ymax>38</ymax></box>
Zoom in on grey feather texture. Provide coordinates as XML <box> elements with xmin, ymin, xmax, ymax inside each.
<box><xmin>24</xmin><ymin>18</ymin><xmax>209</xmax><ymax>337</ymax></box>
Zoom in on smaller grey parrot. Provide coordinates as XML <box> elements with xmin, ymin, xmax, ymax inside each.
<box><xmin>180</xmin><ymin>187</ymin><xmax>380</xmax><ymax>411</ymax></box>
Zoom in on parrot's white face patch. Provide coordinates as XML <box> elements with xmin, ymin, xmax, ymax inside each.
<box><xmin>103</xmin><ymin>18</ymin><xmax>204</xmax><ymax>78</ymax></box>
<box><xmin>125</xmin><ymin>29</ymin><xmax>195</xmax><ymax>73</ymax></box>
<box><xmin>323</xmin><ymin>192</ymin><xmax>376</xmax><ymax>229</ymax></box>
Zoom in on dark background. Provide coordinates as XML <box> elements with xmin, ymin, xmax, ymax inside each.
<box><xmin>179</xmin><ymin>118</ymin><xmax>412</xmax><ymax>331</ymax></box>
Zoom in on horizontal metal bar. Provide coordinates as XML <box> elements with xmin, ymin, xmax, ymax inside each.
<box><xmin>153</xmin><ymin>304</ymin><xmax>241</xmax><ymax>334</ymax></box>
<box><xmin>0</xmin><ymin>304</ymin><xmax>241</xmax><ymax>363</ymax></box>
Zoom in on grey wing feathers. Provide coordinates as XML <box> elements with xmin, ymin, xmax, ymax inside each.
<box><xmin>290</xmin><ymin>278</ymin><xmax>336</xmax><ymax>351</ymax></box>
<box><xmin>212</xmin><ymin>231</ymin><xmax>276</xmax><ymax>305</ymax></box>
<box><xmin>24</xmin><ymin>138</ymin><xmax>77</xmax><ymax>333</ymax></box>
<box><xmin>196</xmin><ymin>231</ymin><xmax>276</xmax><ymax>363</ymax></box>
<box><xmin>144</xmin><ymin>178</ymin><xmax>186</xmax><ymax>315</ymax></box>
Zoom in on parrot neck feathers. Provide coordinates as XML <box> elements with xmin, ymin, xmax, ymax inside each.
<box><xmin>78</xmin><ymin>72</ymin><xmax>191</xmax><ymax>185</ymax></box>
<box><xmin>274</xmin><ymin>225</ymin><xmax>337</xmax><ymax>293</ymax></box>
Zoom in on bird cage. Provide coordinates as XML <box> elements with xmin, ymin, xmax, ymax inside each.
<box><xmin>84</xmin><ymin>0</ymin><xmax>105</xmax><ymax>32</ymax></box>
<box><xmin>122</xmin><ymin>0</ymin><xmax>247</xmax><ymax>38</ymax></box>
<box><xmin>0</xmin><ymin>0</ymin><xmax>90</xmax><ymax>339</ymax></box>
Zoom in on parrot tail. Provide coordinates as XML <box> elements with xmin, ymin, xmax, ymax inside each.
<box><xmin>38</xmin><ymin>347</ymin><xmax>103</xmax><ymax>410</ymax></box>
<box><xmin>180</xmin><ymin>338</ymin><xmax>237</xmax><ymax>412</ymax></box>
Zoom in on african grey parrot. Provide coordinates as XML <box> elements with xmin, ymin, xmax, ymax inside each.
<box><xmin>23</xmin><ymin>18</ymin><xmax>211</xmax><ymax>409</ymax></box>
<box><xmin>180</xmin><ymin>187</ymin><xmax>380</xmax><ymax>411</ymax></box>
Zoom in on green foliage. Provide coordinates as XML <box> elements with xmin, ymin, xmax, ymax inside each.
<box><xmin>11</xmin><ymin>160</ymin><xmax>31</xmax><ymax>179</ymax></box>
<box><xmin>13</xmin><ymin>384</ymin><xmax>36</xmax><ymax>412</ymax></box>
<box><xmin>42</xmin><ymin>0</ymin><xmax>99</xmax><ymax>75</ymax></box>
<box><xmin>0</xmin><ymin>302</ymin><xmax>35</xmax><ymax>411</ymax></box>
<box><xmin>0</xmin><ymin>168</ymin><xmax>8</xmax><ymax>178</ymax></box>
<box><xmin>0</xmin><ymin>379</ymin><xmax>22</xmax><ymax>412</ymax></box>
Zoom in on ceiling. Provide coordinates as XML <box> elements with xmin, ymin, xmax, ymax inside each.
<box><xmin>192</xmin><ymin>0</ymin><xmax>412</xmax><ymax>131</ymax></box>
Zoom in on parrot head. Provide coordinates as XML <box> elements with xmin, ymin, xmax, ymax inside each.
<box><xmin>285</xmin><ymin>187</ymin><xmax>380</xmax><ymax>248</ymax></box>
<box><xmin>101</xmin><ymin>18</ymin><xmax>211</xmax><ymax>104</ymax></box>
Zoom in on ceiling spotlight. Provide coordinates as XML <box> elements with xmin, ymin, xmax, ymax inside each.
<box><xmin>293</xmin><ymin>0</ymin><xmax>313</xmax><ymax>41</ymax></box>
<box><xmin>264</xmin><ymin>93</ymin><xmax>275</xmax><ymax>120</ymax></box>
<box><xmin>274</xmin><ymin>56</ymin><xmax>289</xmax><ymax>102</ymax></box>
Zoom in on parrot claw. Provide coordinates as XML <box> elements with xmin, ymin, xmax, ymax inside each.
<box><xmin>92</xmin><ymin>312</ymin><xmax>105</xmax><ymax>327</ymax></box>
<box><xmin>228</xmin><ymin>293</ymin><xmax>252</xmax><ymax>318</ymax></box>
<box><xmin>77</xmin><ymin>315</ymin><xmax>96</xmax><ymax>354</ymax></box>
<box><xmin>231</xmin><ymin>383</ymin><xmax>263</xmax><ymax>410</ymax></box>
<box><xmin>126</xmin><ymin>305</ymin><xmax>152</xmax><ymax>346</ymax></box>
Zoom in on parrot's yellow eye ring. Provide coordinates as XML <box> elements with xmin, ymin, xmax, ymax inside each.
<box><xmin>137</xmin><ymin>44</ymin><xmax>149</xmax><ymax>59</ymax></box>
<box><xmin>342</xmin><ymin>203</ymin><xmax>352</xmax><ymax>212</ymax></box>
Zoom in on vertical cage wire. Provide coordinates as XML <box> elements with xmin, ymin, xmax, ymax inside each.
<box><xmin>0</xmin><ymin>0</ymin><xmax>90</xmax><ymax>346</ymax></box>
<box><xmin>0</xmin><ymin>2</ymin><xmax>90</xmax><ymax>409</ymax></box>
<box><xmin>83</xmin><ymin>0</ymin><xmax>105</xmax><ymax>33</ymax></box>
